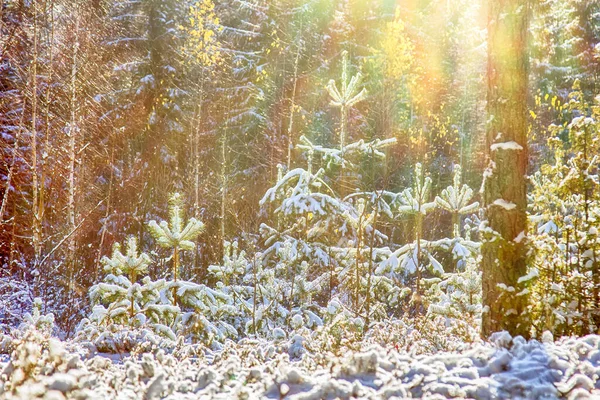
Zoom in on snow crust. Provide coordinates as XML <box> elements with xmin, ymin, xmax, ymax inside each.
<box><xmin>2</xmin><ymin>328</ymin><xmax>600</xmax><ymax>399</ymax></box>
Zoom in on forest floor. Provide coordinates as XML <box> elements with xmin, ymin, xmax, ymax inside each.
<box><xmin>1</xmin><ymin>323</ymin><xmax>600</xmax><ymax>399</ymax></box>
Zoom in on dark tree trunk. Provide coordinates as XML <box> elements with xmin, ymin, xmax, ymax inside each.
<box><xmin>482</xmin><ymin>0</ymin><xmax>531</xmax><ymax>338</ymax></box>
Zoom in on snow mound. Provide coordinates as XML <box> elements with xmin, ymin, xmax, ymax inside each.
<box><xmin>2</xmin><ymin>329</ymin><xmax>600</xmax><ymax>399</ymax></box>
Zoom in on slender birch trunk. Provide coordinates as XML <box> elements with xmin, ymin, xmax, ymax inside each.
<box><xmin>0</xmin><ymin>104</ymin><xmax>26</xmax><ymax>223</ymax></box>
<box><xmin>220</xmin><ymin>115</ymin><xmax>229</xmax><ymax>256</ymax></box>
<box><xmin>95</xmin><ymin>149</ymin><xmax>114</xmax><ymax>281</ymax></box>
<box><xmin>67</xmin><ymin>11</ymin><xmax>80</xmax><ymax>295</ymax></box>
<box><xmin>31</xmin><ymin>4</ymin><xmax>42</xmax><ymax>269</ymax></box>
<box><xmin>286</xmin><ymin>34</ymin><xmax>302</xmax><ymax>170</ymax></box>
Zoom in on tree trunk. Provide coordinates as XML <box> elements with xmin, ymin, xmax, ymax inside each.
<box><xmin>286</xmin><ymin>35</ymin><xmax>302</xmax><ymax>170</ymax></box>
<box><xmin>31</xmin><ymin>5</ymin><xmax>42</xmax><ymax>270</ymax></box>
<box><xmin>0</xmin><ymin>104</ymin><xmax>25</xmax><ymax>223</ymax></box>
<box><xmin>67</xmin><ymin>10</ymin><xmax>80</xmax><ymax>298</ymax></box>
<box><xmin>173</xmin><ymin>246</ymin><xmax>179</xmax><ymax>305</ymax></box>
<box><xmin>482</xmin><ymin>0</ymin><xmax>531</xmax><ymax>338</ymax></box>
<box><xmin>219</xmin><ymin>114</ymin><xmax>230</xmax><ymax>258</ymax></box>
<box><xmin>95</xmin><ymin>148</ymin><xmax>114</xmax><ymax>281</ymax></box>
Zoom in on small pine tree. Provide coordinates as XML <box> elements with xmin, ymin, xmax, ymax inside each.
<box><xmin>435</xmin><ymin>165</ymin><xmax>481</xmax><ymax>269</ymax></box>
<box><xmin>435</xmin><ymin>165</ymin><xmax>480</xmax><ymax>239</ymax></box>
<box><xmin>326</xmin><ymin>50</ymin><xmax>368</xmax><ymax>155</ymax></box>
<box><xmin>426</xmin><ymin>257</ymin><xmax>482</xmax><ymax>322</ymax></box>
<box><xmin>19</xmin><ymin>298</ymin><xmax>55</xmax><ymax>335</ymax></box>
<box><xmin>89</xmin><ymin>236</ymin><xmax>164</xmax><ymax>328</ymax></box>
<box><xmin>393</xmin><ymin>163</ymin><xmax>438</xmax><ymax>298</ymax></box>
<box><xmin>148</xmin><ymin>193</ymin><xmax>204</xmax><ymax>303</ymax></box>
<box><xmin>259</xmin><ymin>51</ymin><xmax>398</xmax><ymax>331</ymax></box>
<box><xmin>81</xmin><ymin>235</ymin><xmax>180</xmax><ymax>346</ymax></box>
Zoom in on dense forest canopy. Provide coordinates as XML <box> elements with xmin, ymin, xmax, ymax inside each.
<box><xmin>1</xmin><ymin>0</ymin><xmax>599</xmax><ymax>342</ymax></box>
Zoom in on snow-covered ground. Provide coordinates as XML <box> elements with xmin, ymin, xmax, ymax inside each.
<box><xmin>2</xmin><ymin>326</ymin><xmax>600</xmax><ymax>399</ymax></box>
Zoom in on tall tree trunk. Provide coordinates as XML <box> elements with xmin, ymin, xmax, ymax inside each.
<box><xmin>95</xmin><ymin>148</ymin><xmax>114</xmax><ymax>281</ymax></box>
<box><xmin>481</xmin><ymin>0</ymin><xmax>531</xmax><ymax>338</ymax></box>
<box><xmin>67</xmin><ymin>10</ymin><xmax>80</xmax><ymax>297</ymax></box>
<box><xmin>192</xmin><ymin>76</ymin><xmax>205</xmax><ymax>278</ymax></box>
<box><xmin>37</xmin><ymin>0</ymin><xmax>55</xmax><ymax>303</ymax></box>
<box><xmin>286</xmin><ymin>33</ymin><xmax>302</xmax><ymax>170</ymax></box>
<box><xmin>30</xmin><ymin>4</ymin><xmax>42</xmax><ymax>270</ymax></box>
<box><xmin>219</xmin><ymin>112</ymin><xmax>230</xmax><ymax>258</ymax></box>
<box><xmin>0</xmin><ymin>103</ymin><xmax>25</xmax><ymax>223</ymax></box>
<box><xmin>39</xmin><ymin>0</ymin><xmax>54</xmax><ymax>253</ymax></box>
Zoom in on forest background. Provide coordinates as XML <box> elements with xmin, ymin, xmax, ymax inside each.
<box><xmin>1</xmin><ymin>0</ymin><xmax>599</xmax><ymax>337</ymax></box>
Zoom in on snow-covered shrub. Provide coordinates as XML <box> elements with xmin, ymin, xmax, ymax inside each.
<box><xmin>174</xmin><ymin>280</ymin><xmax>237</xmax><ymax>345</ymax></box>
<box><xmin>0</xmin><ymin>330</ymin><xmax>77</xmax><ymax>398</ymax></box>
<box><xmin>425</xmin><ymin>257</ymin><xmax>482</xmax><ymax>340</ymax></box>
<box><xmin>0</xmin><ymin>299</ymin><xmax>56</xmax><ymax>356</ymax></box>
<box><xmin>528</xmin><ymin>81</ymin><xmax>600</xmax><ymax>336</ymax></box>
<box><xmin>421</xmin><ymin>165</ymin><xmax>482</xmax><ymax>333</ymax></box>
<box><xmin>378</xmin><ymin>162</ymin><xmax>439</xmax><ymax>303</ymax></box>
<box><xmin>258</xmin><ymin>158</ymin><xmax>348</xmax><ymax>301</ymax></box>
<box><xmin>18</xmin><ymin>298</ymin><xmax>55</xmax><ymax>335</ymax></box>
<box><xmin>0</xmin><ymin>297</ymin><xmax>82</xmax><ymax>398</ymax></box>
<box><xmin>76</xmin><ymin>194</ymin><xmax>248</xmax><ymax>350</ymax></box>
<box><xmin>309</xmin><ymin>320</ymin><xmax>364</xmax><ymax>356</ymax></box>
<box><xmin>376</xmin><ymin>163</ymin><xmax>480</xmax><ymax>313</ymax></box>
<box><xmin>0</xmin><ymin>275</ymin><xmax>34</xmax><ymax>333</ymax></box>
<box><xmin>206</xmin><ymin>240</ymin><xmax>325</xmax><ymax>340</ymax></box>
<box><xmin>364</xmin><ymin>315</ymin><xmax>480</xmax><ymax>354</ymax></box>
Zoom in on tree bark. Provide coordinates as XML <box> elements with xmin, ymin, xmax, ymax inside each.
<box><xmin>67</xmin><ymin>10</ymin><xmax>80</xmax><ymax>298</ymax></box>
<box><xmin>286</xmin><ymin>34</ymin><xmax>302</xmax><ymax>170</ymax></box>
<box><xmin>30</xmin><ymin>4</ymin><xmax>42</xmax><ymax>269</ymax></box>
<box><xmin>482</xmin><ymin>0</ymin><xmax>531</xmax><ymax>338</ymax></box>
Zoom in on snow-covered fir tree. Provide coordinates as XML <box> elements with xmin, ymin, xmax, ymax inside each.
<box><xmin>148</xmin><ymin>193</ymin><xmax>204</xmax><ymax>300</ymax></box>
<box><xmin>259</xmin><ymin>50</ymin><xmax>401</xmax><ymax>331</ymax></box>
<box><xmin>376</xmin><ymin>163</ymin><xmax>482</xmax><ymax>318</ymax></box>
<box><xmin>377</xmin><ymin>163</ymin><xmax>439</xmax><ymax>302</ymax></box>
<box><xmin>78</xmin><ymin>236</ymin><xmax>179</xmax><ymax>343</ymax></box>
<box><xmin>147</xmin><ymin>193</ymin><xmax>236</xmax><ymax>345</ymax></box>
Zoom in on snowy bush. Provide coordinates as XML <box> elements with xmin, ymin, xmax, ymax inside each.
<box><xmin>0</xmin><ymin>299</ymin><xmax>56</xmax><ymax>356</ymax></box>
<box><xmin>425</xmin><ymin>258</ymin><xmax>482</xmax><ymax>341</ymax></box>
<box><xmin>18</xmin><ymin>298</ymin><xmax>55</xmax><ymax>336</ymax></box>
<box><xmin>0</xmin><ymin>276</ymin><xmax>34</xmax><ymax>334</ymax></box>
<box><xmin>528</xmin><ymin>81</ymin><xmax>600</xmax><ymax>336</ymax></box>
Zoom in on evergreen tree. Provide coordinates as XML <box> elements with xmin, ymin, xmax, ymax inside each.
<box><xmin>435</xmin><ymin>165</ymin><xmax>481</xmax><ymax>269</ymax></box>
<box><xmin>148</xmin><ymin>193</ymin><xmax>205</xmax><ymax>303</ymax></box>
<box><xmin>84</xmin><ymin>236</ymin><xmax>178</xmax><ymax>340</ymax></box>
<box><xmin>260</xmin><ymin>50</ymin><xmax>399</xmax><ymax>330</ymax></box>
